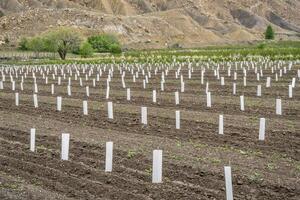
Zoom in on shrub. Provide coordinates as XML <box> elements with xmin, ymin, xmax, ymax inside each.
<box><xmin>265</xmin><ymin>25</ymin><xmax>275</xmax><ymax>40</ymax></box>
<box><xmin>26</xmin><ymin>37</ymin><xmax>45</xmax><ymax>57</ymax></box>
<box><xmin>88</xmin><ymin>34</ymin><xmax>121</xmax><ymax>53</ymax></box>
<box><xmin>109</xmin><ymin>43</ymin><xmax>122</xmax><ymax>54</ymax></box>
<box><xmin>257</xmin><ymin>43</ymin><xmax>266</xmax><ymax>50</ymax></box>
<box><xmin>79</xmin><ymin>42</ymin><xmax>94</xmax><ymax>58</ymax></box>
<box><xmin>18</xmin><ymin>38</ymin><xmax>29</xmax><ymax>50</ymax></box>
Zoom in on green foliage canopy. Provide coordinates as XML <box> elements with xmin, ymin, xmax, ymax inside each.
<box><xmin>18</xmin><ymin>38</ymin><xmax>29</xmax><ymax>51</ymax></box>
<box><xmin>44</xmin><ymin>28</ymin><xmax>82</xmax><ymax>60</ymax></box>
<box><xmin>88</xmin><ymin>34</ymin><xmax>121</xmax><ymax>53</ymax></box>
<box><xmin>20</xmin><ymin>27</ymin><xmax>82</xmax><ymax>60</ymax></box>
<box><xmin>26</xmin><ymin>37</ymin><xmax>45</xmax><ymax>56</ymax></box>
<box><xmin>79</xmin><ymin>42</ymin><xmax>94</xmax><ymax>58</ymax></box>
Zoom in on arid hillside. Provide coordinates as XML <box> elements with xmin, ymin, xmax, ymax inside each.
<box><xmin>1</xmin><ymin>0</ymin><xmax>300</xmax><ymax>49</ymax></box>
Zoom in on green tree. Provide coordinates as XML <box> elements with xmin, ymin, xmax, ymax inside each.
<box><xmin>265</xmin><ymin>25</ymin><xmax>275</xmax><ymax>40</ymax></box>
<box><xmin>44</xmin><ymin>28</ymin><xmax>82</xmax><ymax>60</ymax></box>
<box><xmin>87</xmin><ymin>34</ymin><xmax>121</xmax><ymax>53</ymax></box>
<box><xmin>79</xmin><ymin>42</ymin><xmax>94</xmax><ymax>58</ymax></box>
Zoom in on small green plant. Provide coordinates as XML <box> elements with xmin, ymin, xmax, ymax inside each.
<box><xmin>238</xmin><ymin>149</ymin><xmax>248</xmax><ymax>155</ymax></box>
<box><xmin>210</xmin><ymin>158</ymin><xmax>221</xmax><ymax>164</ymax></box>
<box><xmin>176</xmin><ymin>141</ymin><xmax>182</xmax><ymax>147</ymax></box>
<box><xmin>171</xmin><ymin>155</ymin><xmax>183</xmax><ymax>161</ymax></box>
<box><xmin>145</xmin><ymin>168</ymin><xmax>152</xmax><ymax>175</ymax></box>
<box><xmin>249</xmin><ymin>171</ymin><xmax>264</xmax><ymax>183</ymax></box>
<box><xmin>127</xmin><ymin>150</ymin><xmax>137</xmax><ymax>159</ymax></box>
<box><xmin>37</xmin><ymin>145</ymin><xmax>47</xmax><ymax>150</ymax></box>
<box><xmin>192</xmin><ymin>142</ymin><xmax>208</xmax><ymax>149</ymax></box>
<box><xmin>266</xmin><ymin>163</ymin><xmax>277</xmax><ymax>171</ymax></box>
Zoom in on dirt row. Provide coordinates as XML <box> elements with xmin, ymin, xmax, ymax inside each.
<box><xmin>8</xmin><ymin>75</ymin><xmax>297</xmax><ymax>87</ymax></box>
<box><xmin>2</xmin><ymin>88</ymin><xmax>299</xmax><ymax>121</ymax></box>
<box><xmin>5</xmin><ymin>79</ymin><xmax>299</xmax><ymax>100</ymax></box>
<box><xmin>0</xmin><ymin>98</ymin><xmax>298</xmax><ymax>160</ymax></box>
<box><xmin>0</xmin><ymin>64</ymin><xmax>299</xmax><ymax>199</ymax></box>
<box><xmin>0</xmin><ymin>127</ymin><xmax>298</xmax><ymax>200</ymax></box>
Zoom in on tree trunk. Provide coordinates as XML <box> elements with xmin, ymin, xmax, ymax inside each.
<box><xmin>58</xmin><ymin>50</ymin><xmax>67</xmax><ymax>60</ymax></box>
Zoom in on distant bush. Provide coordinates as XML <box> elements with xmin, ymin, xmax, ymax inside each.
<box><xmin>87</xmin><ymin>34</ymin><xmax>122</xmax><ymax>53</ymax></box>
<box><xmin>79</xmin><ymin>42</ymin><xmax>94</xmax><ymax>58</ymax></box>
<box><xmin>18</xmin><ymin>38</ymin><xmax>29</xmax><ymax>51</ymax></box>
<box><xmin>257</xmin><ymin>43</ymin><xmax>266</xmax><ymax>50</ymax></box>
<box><xmin>265</xmin><ymin>25</ymin><xmax>275</xmax><ymax>40</ymax></box>
<box><xmin>109</xmin><ymin>43</ymin><xmax>122</xmax><ymax>54</ymax></box>
<box><xmin>26</xmin><ymin>37</ymin><xmax>45</xmax><ymax>57</ymax></box>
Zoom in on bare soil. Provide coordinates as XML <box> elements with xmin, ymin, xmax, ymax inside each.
<box><xmin>0</xmin><ymin>64</ymin><xmax>299</xmax><ymax>199</ymax></box>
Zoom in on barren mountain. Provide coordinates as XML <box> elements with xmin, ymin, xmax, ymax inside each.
<box><xmin>0</xmin><ymin>0</ymin><xmax>300</xmax><ymax>49</ymax></box>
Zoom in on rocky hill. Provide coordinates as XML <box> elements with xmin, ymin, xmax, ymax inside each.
<box><xmin>0</xmin><ymin>0</ymin><xmax>300</xmax><ymax>49</ymax></box>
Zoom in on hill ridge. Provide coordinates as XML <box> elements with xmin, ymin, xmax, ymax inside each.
<box><xmin>0</xmin><ymin>0</ymin><xmax>299</xmax><ymax>49</ymax></box>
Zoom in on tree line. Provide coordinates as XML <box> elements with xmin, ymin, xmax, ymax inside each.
<box><xmin>19</xmin><ymin>27</ymin><xmax>122</xmax><ymax>60</ymax></box>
